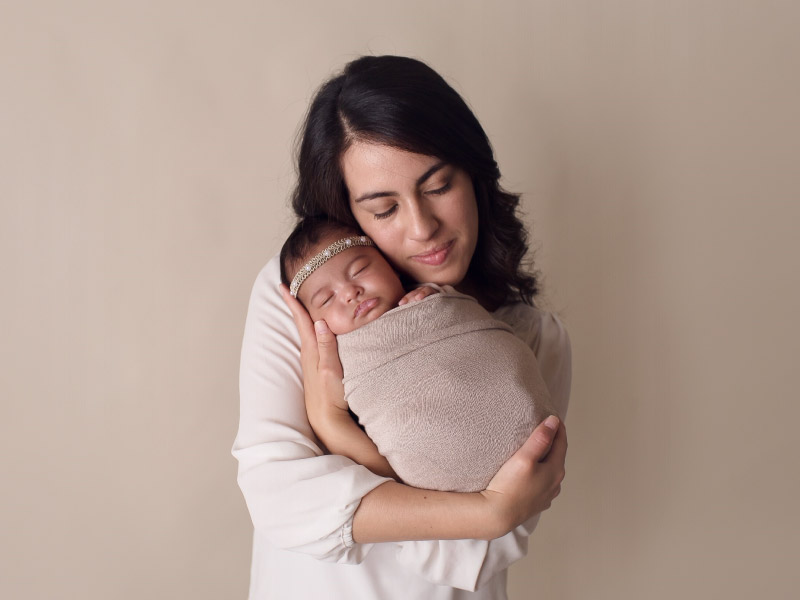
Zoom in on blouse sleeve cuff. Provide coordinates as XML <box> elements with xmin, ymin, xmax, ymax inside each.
<box><xmin>341</xmin><ymin>519</ymin><xmax>355</xmax><ymax>549</ymax></box>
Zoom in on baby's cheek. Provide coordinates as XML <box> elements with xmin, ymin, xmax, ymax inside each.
<box><xmin>306</xmin><ymin>305</ymin><xmax>327</xmax><ymax>326</ymax></box>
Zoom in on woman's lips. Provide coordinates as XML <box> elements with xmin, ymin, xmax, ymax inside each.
<box><xmin>411</xmin><ymin>240</ymin><xmax>454</xmax><ymax>266</ymax></box>
<box><xmin>354</xmin><ymin>297</ymin><xmax>379</xmax><ymax>319</ymax></box>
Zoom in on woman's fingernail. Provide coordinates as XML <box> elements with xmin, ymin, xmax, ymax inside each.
<box><xmin>314</xmin><ymin>320</ymin><xmax>328</xmax><ymax>334</ymax></box>
<box><xmin>543</xmin><ymin>415</ymin><xmax>559</xmax><ymax>431</ymax></box>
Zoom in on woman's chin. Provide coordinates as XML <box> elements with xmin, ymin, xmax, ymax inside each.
<box><xmin>406</xmin><ymin>265</ymin><xmax>465</xmax><ymax>287</ymax></box>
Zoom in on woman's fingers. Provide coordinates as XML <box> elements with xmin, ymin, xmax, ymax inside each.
<box><xmin>278</xmin><ymin>284</ymin><xmax>341</xmax><ymax>375</ymax></box>
<box><xmin>526</xmin><ymin>419</ymin><xmax>567</xmax><ymax>489</ymax></box>
<box><xmin>546</xmin><ymin>421</ymin><xmax>568</xmax><ymax>467</ymax></box>
<box><xmin>481</xmin><ymin>417</ymin><xmax>568</xmax><ymax>534</ymax></box>
<box><xmin>516</xmin><ymin>415</ymin><xmax>560</xmax><ymax>463</ymax></box>
<box><xmin>313</xmin><ymin>320</ymin><xmax>344</xmax><ymax>378</ymax></box>
<box><xmin>310</xmin><ymin>319</ymin><xmax>348</xmax><ymax>412</ymax></box>
<box><xmin>279</xmin><ymin>284</ymin><xmax>318</xmax><ymax>358</ymax></box>
<box><xmin>279</xmin><ymin>285</ymin><xmax>348</xmax><ymax>421</ymax></box>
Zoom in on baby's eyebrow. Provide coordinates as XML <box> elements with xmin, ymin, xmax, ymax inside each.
<box><xmin>308</xmin><ymin>286</ymin><xmax>329</xmax><ymax>306</ymax></box>
<box><xmin>346</xmin><ymin>253</ymin><xmax>364</xmax><ymax>269</ymax></box>
<box><xmin>345</xmin><ymin>252</ymin><xmax>373</xmax><ymax>274</ymax></box>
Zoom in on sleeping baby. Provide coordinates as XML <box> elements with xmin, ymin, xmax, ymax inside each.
<box><xmin>280</xmin><ymin>217</ymin><xmax>554</xmax><ymax>492</ymax></box>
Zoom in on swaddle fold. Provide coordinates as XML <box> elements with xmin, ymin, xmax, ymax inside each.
<box><xmin>338</xmin><ymin>289</ymin><xmax>554</xmax><ymax>492</ymax></box>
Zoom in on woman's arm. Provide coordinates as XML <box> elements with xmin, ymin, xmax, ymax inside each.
<box><xmin>233</xmin><ymin>255</ymin><xmax>567</xmax><ymax>588</ymax></box>
<box><xmin>313</xmin><ymin>404</ymin><xmax>398</xmax><ymax>479</ymax></box>
<box><xmin>352</xmin><ymin>417</ymin><xmax>565</xmax><ymax>543</ymax></box>
<box><xmin>278</xmin><ymin>274</ymin><xmax>566</xmax><ymax>544</ymax></box>
<box><xmin>233</xmin><ymin>258</ymin><xmax>393</xmax><ymax>563</ymax></box>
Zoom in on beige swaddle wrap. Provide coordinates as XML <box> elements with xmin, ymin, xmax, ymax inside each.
<box><xmin>338</xmin><ymin>288</ymin><xmax>554</xmax><ymax>492</ymax></box>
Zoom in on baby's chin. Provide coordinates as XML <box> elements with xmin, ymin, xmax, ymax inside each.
<box><xmin>329</xmin><ymin>323</ymin><xmax>355</xmax><ymax>335</ymax></box>
<box><xmin>322</xmin><ymin>316</ymin><xmax>361</xmax><ymax>336</ymax></box>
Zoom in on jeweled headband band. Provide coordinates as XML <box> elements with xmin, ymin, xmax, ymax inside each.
<box><xmin>289</xmin><ymin>236</ymin><xmax>375</xmax><ymax>297</ymax></box>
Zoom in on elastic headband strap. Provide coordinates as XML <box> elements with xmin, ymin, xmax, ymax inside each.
<box><xmin>289</xmin><ymin>235</ymin><xmax>375</xmax><ymax>297</ymax></box>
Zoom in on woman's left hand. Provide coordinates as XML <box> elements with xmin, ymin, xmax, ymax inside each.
<box><xmin>279</xmin><ymin>284</ymin><xmax>349</xmax><ymax>431</ymax></box>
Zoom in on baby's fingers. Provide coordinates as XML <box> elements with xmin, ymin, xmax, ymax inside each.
<box><xmin>414</xmin><ymin>286</ymin><xmax>439</xmax><ymax>300</ymax></box>
<box><xmin>398</xmin><ymin>286</ymin><xmax>439</xmax><ymax>306</ymax></box>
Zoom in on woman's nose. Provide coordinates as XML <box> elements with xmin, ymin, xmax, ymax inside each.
<box><xmin>406</xmin><ymin>199</ymin><xmax>439</xmax><ymax>241</ymax></box>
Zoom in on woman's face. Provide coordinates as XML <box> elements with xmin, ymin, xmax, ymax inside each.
<box><xmin>342</xmin><ymin>142</ymin><xmax>479</xmax><ymax>287</ymax></box>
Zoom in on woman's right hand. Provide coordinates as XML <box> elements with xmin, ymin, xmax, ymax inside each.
<box><xmin>279</xmin><ymin>284</ymin><xmax>349</xmax><ymax>436</ymax></box>
<box><xmin>479</xmin><ymin>415</ymin><xmax>567</xmax><ymax>538</ymax></box>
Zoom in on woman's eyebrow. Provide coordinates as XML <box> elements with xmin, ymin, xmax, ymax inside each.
<box><xmin>353</xmin><ymin>161</ymin><xmax>447</xmax><ymax>203</ymax></box>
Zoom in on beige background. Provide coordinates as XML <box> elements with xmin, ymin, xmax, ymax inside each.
<box><xmin>2</xmin><ymin>1</ymin><xmax>798</xmax><ymax>598</ymax></box>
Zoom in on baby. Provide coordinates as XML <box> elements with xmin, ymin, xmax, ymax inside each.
<box><xmin>280</xmin><ymin>217</ymin><xmax>554</xmax><ymax>492</ymax></box>
<box><xmin>280</xmin><ymin>219</ymin><xmax>435</xmax><ymax>336</ymax></box>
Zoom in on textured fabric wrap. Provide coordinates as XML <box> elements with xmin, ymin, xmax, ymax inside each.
<box><xmin>337</xmin><ymin>289</ymin><xmax>554</xmax><ymax>493</ymax></box>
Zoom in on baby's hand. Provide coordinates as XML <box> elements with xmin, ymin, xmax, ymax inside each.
<box><xmin>398</xmin><ymin>285</ymin><xmax>440</xmax><ymax>306</ymax></box>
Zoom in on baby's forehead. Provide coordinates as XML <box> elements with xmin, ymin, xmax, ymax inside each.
<box><xmin>290</xmin><ymin>229</ymin><xmax>353</xmax><ymax>269</ymax></box>
<box><xmin>305</xmin><ymin>242</ymin><xmax>371</xmax><ymax>278</ymax></box>
<box><xmin>294</xmin><ymin>233</ymin><xmax>374</xmax><ymax>298</ymax></box>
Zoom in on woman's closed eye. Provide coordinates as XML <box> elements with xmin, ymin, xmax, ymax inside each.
<box><xmin>426</xmin><ymin>180</ymin><xmax>452</xmax><ymax>195</ymax></box>
<box><xmin>372</xmin><ymin>182</ymin><xmax>451</xmax><ymax>220</ymax></box>
<box><xmin>374</xmin><ymin>205</ymin><xmax>397</xmax><ymax>220</ymax></box>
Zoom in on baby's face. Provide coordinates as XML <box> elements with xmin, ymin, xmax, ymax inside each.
<box><xmin>296</xmin><ymin>238</ymin><xmax>406</xmax><ymax>335</ymax></box>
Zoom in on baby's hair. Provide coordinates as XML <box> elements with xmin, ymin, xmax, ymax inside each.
<box><xmin>279</xmin><ymin>217</ymin><xmax>362</xmax><ymax>287</ymax></box>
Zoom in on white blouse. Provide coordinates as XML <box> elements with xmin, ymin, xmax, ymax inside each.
<box><xmin>232</xmin><ymin>255</ymin><xmax>571</xmax><ymax>599</ymax></box>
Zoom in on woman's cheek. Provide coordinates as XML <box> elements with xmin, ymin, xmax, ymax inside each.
<box><xmin>364</xmin><ymin>226</ymin><xmax>403</xmax><ymax>264</ymax></box>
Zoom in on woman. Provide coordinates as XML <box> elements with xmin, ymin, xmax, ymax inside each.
<box><xmin>233</xmin><ymin>55</ymin><xmax>570</xmax><ymax>599</ymax></box>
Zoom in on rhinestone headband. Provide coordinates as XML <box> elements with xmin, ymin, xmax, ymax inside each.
<box><xmin>289</xmin><ymin>236</ymin><xmax>375</xmax><ymax>297</ymax></box>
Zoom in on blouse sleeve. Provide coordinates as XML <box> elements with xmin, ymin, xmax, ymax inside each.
<box><xmin>392</xmin><ymin>303</ymin><xmax>572</xmax><ymax>591</ymax></box>
<box><xmin>231</xmin><ymin>255</ymin><xmax>393</xmax><ymax>563</ymax></box>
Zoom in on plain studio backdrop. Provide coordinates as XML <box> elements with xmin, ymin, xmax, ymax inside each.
<box><xmin>2</xmin><ymin>2</ymin><xmax>798</xmax><ymax>598</ymax></box>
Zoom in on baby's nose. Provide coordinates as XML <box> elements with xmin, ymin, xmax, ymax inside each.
<box><xmin>343</xmin><ymin>284</ymin><xmax>361</xmax><ymax>302</ymax></box>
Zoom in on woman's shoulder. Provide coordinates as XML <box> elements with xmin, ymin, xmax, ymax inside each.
<box><xmin>494</xmin><ymin>301</ymin><xmax>572</xmax><ymax>418</ymax></box>
<box><xmin>253</xmin><ymin>253</ymin><xmax>281</xmax><ymax>294</ymax></box>
<box><xmin>248</xmin><ymin>254</ymin><xmax>288</xmax><ymax>315</ymax></box>
<box><xmin>242</xmin><ymin>253</ymin><xmax>301</xmax><ymax>358</ymax></box>
<box><xmin>491</xmin><ymin>301</ymin><xmax>570</xmax><ymax>357</ymax></box>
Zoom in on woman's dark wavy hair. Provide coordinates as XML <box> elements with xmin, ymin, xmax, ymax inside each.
<box><xmin>291</xmin><ymin>55</ymin><xmax>539</xmax><ymax>307</ymax></box>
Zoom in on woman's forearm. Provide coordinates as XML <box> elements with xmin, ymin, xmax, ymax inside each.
<box><xmin>314</xmin><ymin>409</ymin><xmax>398</xmax><ymax>479</ymax></box>
<box><xmin>352</xmin><ymin>481</ymin><xmax>500</xmax><ymax>543</ymax></box>
<box><xmin>352</xmin><ymin>418</ymin><xmax>566</xmax><ymax>545</ymax></box>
